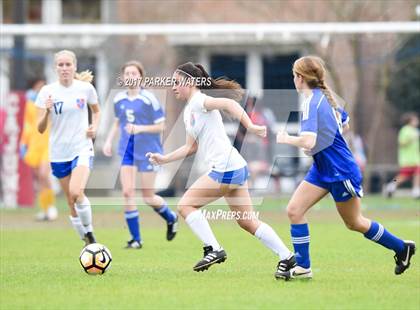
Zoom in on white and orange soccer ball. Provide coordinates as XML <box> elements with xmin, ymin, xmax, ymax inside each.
<box><xmin>79</xmin><ymin>243</ymin><xmax>112</xmax><ymax>275</ymax></box>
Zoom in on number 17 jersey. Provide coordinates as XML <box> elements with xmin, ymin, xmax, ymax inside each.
<box><xmin>35</xmin><ymin>80</ymin><xmax>99</xmax><ymax>162</ymax></box>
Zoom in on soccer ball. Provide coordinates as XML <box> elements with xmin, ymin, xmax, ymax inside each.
<box><xmin>79</xmin><ymin>243</ymin><xmax>112</xmax><ymax>275</ymax></box>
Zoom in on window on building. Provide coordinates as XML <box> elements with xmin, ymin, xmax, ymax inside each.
<box><xmin>210</xmin><ymin>54</ymin><xmax>247</xmax><ymax>90</ymax></box>
<box><xmin>2</xmin><ymin>0</ymin><xmax>42</xmax><ymax>23</ymax></box>
<box><xmin>262</xmin><ymin>53</ymin><xmax>301</xmax><ymax>173</ymax></box>
<box><xmin>62</xmin><ymin>0</ymin><xmax>101</xmax><ymax>23</ymax></box>
<box><xmin>262</xmin><ymin>54</ymin><xmax>300</xmax><ymax>122</ymax></box>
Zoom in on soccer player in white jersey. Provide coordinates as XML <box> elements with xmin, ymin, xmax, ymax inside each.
<box><xmin>103</xmin><ymin>61</ymin><xmax>177</xmax><ymax>249</ymax></box>
<box><xmin>36</xmin><ymin>50</ymin><xmax>100</xmax><ymax>246</ymax></box>
<box><xmin>147</xmin><ymin>62</ymin><xmax>293</xmax><ymax>272</ymax></box>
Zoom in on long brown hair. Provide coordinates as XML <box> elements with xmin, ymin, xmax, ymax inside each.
<box><xmin>121</xmin><ymin>60</ymin><xmax>145</xmax><ymax>77</ymax></box>
<box><xmin>293</xmin><ymin>56</ymin><xmax>337</xmax><ymax>109</ymax></box>
<box><xmin>176</xmin><ymin>62</ymin><xmax>244</xmax><ymax>101</ymax></box>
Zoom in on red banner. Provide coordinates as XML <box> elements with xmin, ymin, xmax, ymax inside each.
<box><xmin>0</xmin><ymin>91</ymin><xmax>34</xmax><ymax>208</ymax></box>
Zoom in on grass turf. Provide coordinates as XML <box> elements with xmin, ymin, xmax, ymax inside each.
<box><xmin>0</xmin><ymin>196</ymin><xmax>419</xmax><ymax>309</ymax></box>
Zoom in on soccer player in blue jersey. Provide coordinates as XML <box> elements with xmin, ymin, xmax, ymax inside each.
<box><xmin>103</xmin><ymin>61</ymin><xmax>177</xmax><ymax>249</ymax></box>
<box><xmin>275</xmin><ymin>56</ymin><xmax>416</xmax><ymax>280</ymax></box>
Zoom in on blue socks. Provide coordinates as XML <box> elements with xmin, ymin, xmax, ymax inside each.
<box><xmin>291</xmin><ymin>223</ymin><xmax>311</xmax><ymax>268</ymax></box>
<box><xmin>290</xmin><ymin>221</ymin><xmax>405</xmax><ymax>270</ymax></box>
<box><xmin>364</xmin><ymin>221</ymin><xmax>405</xmax><ymax>253</ymax></box>
<box><xmin>154</xmin><ymin>202</ymin><xmax>177</xmax><ymax>224</ymax></box>
<box><xmin>125</xmin><ymin>210</ymin><xmax>141</xmax><ymax>242</ymax></box>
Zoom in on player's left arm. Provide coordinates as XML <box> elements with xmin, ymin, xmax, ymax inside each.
<box><xmin>86</xmin><ymin>84</ymin><xmax>100</xmax><ymax>138</ymax></box>
<box><xmin>87</xmin><ymin>103</ymin><xmax>100</xmax><ymax>138</ymax></box>
<box><xmin>126</xmin><ymin>93</ymin><xmax>166</xmax><ymax>135</ymax></box>
<box><xmin>126</xmin><ymin>121</ymin><xmax>164</xmax><ymax>134</ymax></box>
<box><xmin>204</xmin><ymin>96</ymin><xmax>266</xmax><ymax>138</ymax></box>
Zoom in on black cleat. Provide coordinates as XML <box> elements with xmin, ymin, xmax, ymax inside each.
<box><xmin>394</xmin><ymin>240</ymin><xmax>416</xmax><ymax>275</ymax></box>
<box><xmin>274</xmin><ymin>254</ymin><xmax>297</xmax><ymax>280</ymax></box>
<box><xmin>84</xmin><ymin>232</ymin><xmax>96</xmax><ymax>246</ymax></box>
<box><xmin>193</xmin><ymin>246</ymin><xmax>227</xmax><ymax>272</ymax></box>
<box><xmin>125</xmin><ymin>239</ymin><xmax>142</xmax><ymax>249</ymax></box>
<box><xmin>166</xmin><ymin>215</ymin><xmax>178</xmax><ymax>241</ymax></box>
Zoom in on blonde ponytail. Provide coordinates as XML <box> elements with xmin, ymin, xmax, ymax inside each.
<box><xmin>75</xmin><ymin>70</ymin><xmax>94</xmax><ymax>83</ymax></box>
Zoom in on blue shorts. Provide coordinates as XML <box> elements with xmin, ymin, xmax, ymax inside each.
<box><xmin>51</xmin><ymin>155</ymin><xmax>93</xmax><ymax>179</ymax></box>
<box><xmin>304</xmin><ymin>171</ymin><xmax>364</xmax><ymax>202</ymax></box>
<box><xmin>208</xmin><ymin>166</ymin><xmax>249</xmax><ymax>186</ymax></box>
<box><xmin>121</xmin><ymin>147</ymin><xmax>158</xmax><ymax>172</ymax></box>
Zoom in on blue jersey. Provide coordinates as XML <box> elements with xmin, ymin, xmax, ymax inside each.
<box><xmin>300</xmin><ymin>88</ymin><xmax>361</xmax><ymax>183</ymax></box>
<box><xmin>113</xmin><ymin>89</ymin><xmax>164</xmax><ymax>160</ymax></box>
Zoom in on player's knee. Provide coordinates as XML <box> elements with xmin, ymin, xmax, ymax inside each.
<box><xmin>142</xmin><ymin>196</ymin><xmax>155</xmax><ymax>206</ymax></box>
<box><xmin>237</xmin><ymin>219</ymin><xmax>257</xmax><ymax>234</ymax></box>
<box><xmin>176</xmin><ymin>203</ymin><xmax>195</xmax><ymax>218</ymax></box>
<box><xmin>344</xmin><ymin>218</ymin><xmax>365</xmax><ymax>232</ymax></box>
<box><xmin>287</xmin><ymin>204</ymin><xmax>304</xmax><ymax>222</ymax></box>
<box><xmin>122</xmin><ymin>188</ymin><xmax>135</xmax><ymax>199</ymax></box>
<box><xmin>69</xmin><ymin>190</ymin><xmax>82</xmax><ymax>204</ymax></box>
<box><xmin>176</xmin><ymin>203</ymin><xmax>186</xmax><ymax>215</ymax></box>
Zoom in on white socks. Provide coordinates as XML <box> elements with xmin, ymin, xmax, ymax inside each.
<box><xmin>69</xmin><ymin>216</ymin><xmax>85</xmax><ymax>240</ymax></box>
<box><xmin>185</xmin><ymin>210</ymin><xmax>222</xmax><ymax>251</ymax></box>
<box><xmin>75</xmin><ymin>196</ymin><xmax>93</xmax><ymax>233</ymax></box>
<box><xmin>254</xmin><ymin>222</ymin><xmax>291</xmax><ymax>260</ymax></box>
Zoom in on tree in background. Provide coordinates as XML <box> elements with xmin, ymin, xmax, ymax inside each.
<box><xmin>387</xmin><ymin>34</ymin><xmax>420</xmax><ymax>115</ymax></box>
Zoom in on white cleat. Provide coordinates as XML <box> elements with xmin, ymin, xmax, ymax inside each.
<box><xmin>288</xmin><ymin>266</ymin><xmax>313</xmax><ymax>280</ymax></box>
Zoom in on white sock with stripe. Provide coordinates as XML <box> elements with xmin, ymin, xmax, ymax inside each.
<box><xmin>75</xmin><ymin>196</ymin><xmax>93</xmax><ymax>233</ymax></box>
<box><xmin>185</xmin><ymin>210</ymin><xmax>222</xmax><ymax>251</ymax></box>
<box><xmin>69</xmin><ymin>216</ymin><xmax>85</xmax><ymax>240</ymax></box>
<box><xmin>254</xmin><ymin>222</ymin><xmax>292</xmax><ymax>260</ymax></box>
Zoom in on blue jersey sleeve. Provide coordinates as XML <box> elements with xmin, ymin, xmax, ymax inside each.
<box><xmin>300</xmin><ymin>96</ymin><xmax>319</xmax><ymax>136</ymax></box>
<box><xmin>338</xmin><ymin>108</ymin><xmax>350</xmax><ymax>125</ymax></box>
<box><xmin>142</xmin><ymin>91</ymin><xmax>165</xmax><ymax>124</ymax></box>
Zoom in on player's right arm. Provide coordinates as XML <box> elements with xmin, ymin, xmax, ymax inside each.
<box><xmin>102</xmin><ymin>118</ymin><xmax>119</xmax><ymax>157</ymax></box>
<box><xmin>147</xmin><ymin>133</ymin><xmax>198</xmax><ymax>165</ymax></box>
<box><xmin>37</xmin><ymin>95</ymin><xmax>53</xmax><ymax>134</ymax></box>
<box><xmin>204</xmin><ymin>96</ymin><xmax>266</xmax><ymax>138</ymax></box>
<box><xmin>276</xmin><ymin>96</ymin><xmax>318</xmax><ymax>150</ymax></box>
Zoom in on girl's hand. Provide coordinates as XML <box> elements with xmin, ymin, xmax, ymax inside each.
<box><xmin>45</xmin><ymin>95</ymin><xmax>53</xmax><ymax>112</ymax></box>
<box><xmin>125</xmin><ymin>123</ymin><xmax>141</xmax><ymax>135</ymax></box>
<box><xmin>276</xmin><ymin>130</ymin><xmax>289</xmax><ymax>144</ymax></box>
<box><xmin>102</xmin><ymin>141</ymin><xmax>112</xmax><ymax>157</ymax></box>
<box><xmin>86</xmin><ymin>125</ymin><xmax>96</xmax><ymax>138</ymax></box>
<box><xmin>303</xmin><ymin>149</ymin><xmax>312</xmax><ymax>156</ymax></box>
<box><xmin>248</xmin><ymin>124</ymin><xmax>267</xmax><ymax>138</ymax></box>
<box><xmin>146</xmin><ymin>152</ymin><xmax>167</xmax><ymax>165</ymax></box>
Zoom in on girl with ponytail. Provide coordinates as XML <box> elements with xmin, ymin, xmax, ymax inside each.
<box><xmin>147</xmin><ymin>62</ymin><xmax>293</xmax><ymax>274</ymax></box>
<box><xmin>275</xmin><ymin>56</ymin><xmax>415</xmax><ymax>280</ymax></box>
<box><xmin>36</xmin><ymin>50</ymin><xmax>101</xmax><ymax>246</ymax></box>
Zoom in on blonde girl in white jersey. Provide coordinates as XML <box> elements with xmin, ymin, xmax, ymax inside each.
<box><xmin>36</xmin><ymin>50</ymin><xmax>100</xmax><ymax>246</ymax></box>
<box><xmin>147</xmin><ymin>62</ymin><xmax>293</xmax><ymax>273</ymax></box>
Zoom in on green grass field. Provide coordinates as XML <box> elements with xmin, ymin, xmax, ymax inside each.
<box><xmin>1</xmin><ymin>196</ymin><xmax>419</xmax><ymax>309</ymax></box>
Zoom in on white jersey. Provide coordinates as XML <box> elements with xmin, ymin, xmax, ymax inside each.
<box><xmin>184</xmin><ymin>91</ymin><xmax>247</xmax><ymax>172</ymax></box>
<box><xmin>35</xmin><ymin>80</ymin><xmax>99</xmax><ymax>162</ymax></box>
